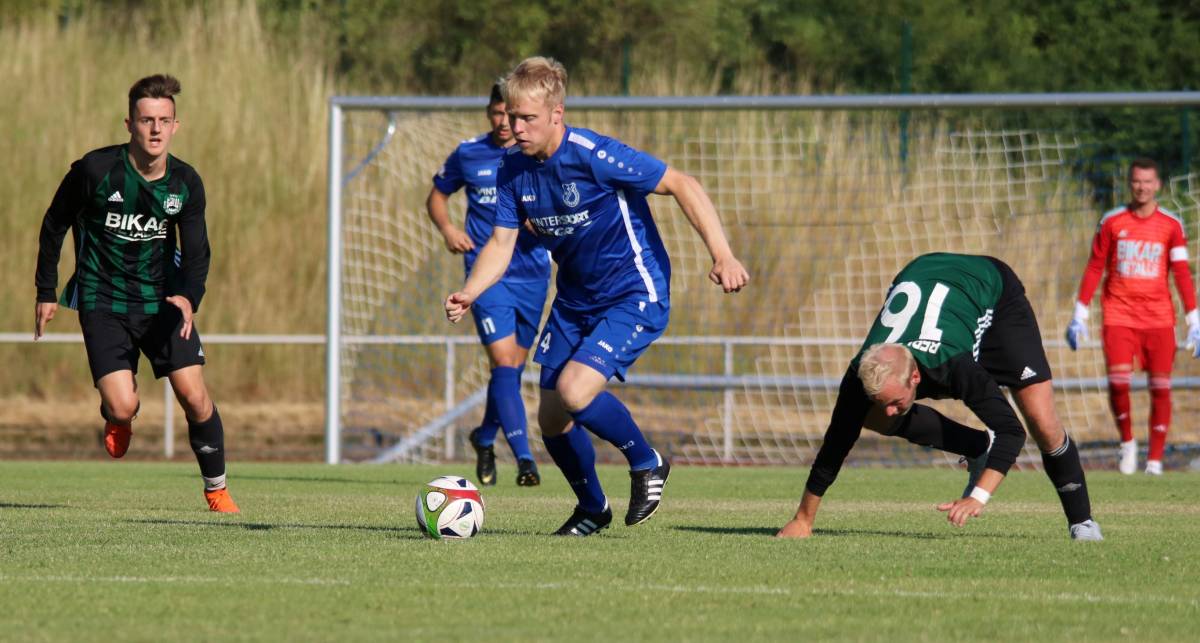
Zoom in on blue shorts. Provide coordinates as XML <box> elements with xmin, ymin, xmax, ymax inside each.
<box><xmin>471</xmin><ymin>279</ymin><xmax>549</xmax><ymax>348</ymax></box>
<box><xmin>534</xmin><ymin>297</ymin><xmax>670</xmax><ymax>389</ymax></box>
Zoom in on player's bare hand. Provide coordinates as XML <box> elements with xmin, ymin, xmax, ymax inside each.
<box><xmin>445</xmin><ymin>291</ymin><xmax>474</xmax><ymax>323</ymax></box>
<box><xmin>35</xmin><ymin>302</ymin><xmax>57</xmax><ymax>340</ymax></box>
<box><xmin>709</xmin><ymin>255</ymin><xmax>749</xmax><ymax>293</ymax></box>
<box><xmin>937</xmin><ymin>497</ymin><xmax>985</xmax><ymax>527</ymax></box>
<box><xmin>440</xmin><ymin>226</ymin><xmax>475</xmax><ymax>254</ymax></box>
<box><xmin>775</xmin><ymin>517</ymin><xmax>813</xmax><ymax>539</ymax></box>
<box><xmin>165</xmin><ymin>295</ymin><xmax>194</xmax><ymax>340</ymax></box>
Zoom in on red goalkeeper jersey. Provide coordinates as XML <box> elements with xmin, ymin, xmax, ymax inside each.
<box><xmin>1077</xmin><ymin>205</ymin><xmax>1197</xmax><ymax>329</ymax></box>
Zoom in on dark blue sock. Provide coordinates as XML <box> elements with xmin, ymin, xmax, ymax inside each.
<box><xmin>571</xmin><ymin>391</ymin><xmax>657</xmax><ymax>470</ymax></box>
<box><xmin>543</xmin><ymin>427</ymin><xmax>606</xmax><ymax>513</ymax></box>
<box><xmin>473</xmin><ymin>375</ymin><xmax>502</xmax><ymax>446</ymax></box>
<box><xmin>490</xmin><ymin>366</ymin><xmax>534</xmax><ymax>461</ymax></box>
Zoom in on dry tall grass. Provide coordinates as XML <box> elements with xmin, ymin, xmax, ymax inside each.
<box><xmin>2</xmin><ymin>1</ymin><xmax>330</xmax><ymax>400</ymax></box>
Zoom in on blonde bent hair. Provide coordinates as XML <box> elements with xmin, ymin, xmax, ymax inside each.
<box><xmin>857</xmin><ymin>343</ymin><xmax>916</xmax><ymax>397</ymax></box>
<box><xmin>501</xmin><ymin>56</ymin><xmax>568</xmax><ymax>108</ymax></box>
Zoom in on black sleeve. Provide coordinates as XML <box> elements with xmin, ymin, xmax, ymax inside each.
<box><xmin>172</xmin><ymin>173</ymin><xmax>210</xmax><ymax>312</ymax></box>
<box><xmin>35</xmin><ymin>161</ymin><xmax>88</xmax><ymax>303</ymax></box>
<box><xmin>942</xmin><ymin>356</ymin><xmax>1026</xmax><ymax>475</ymax></box>
<box><xmin>804</xmin><ymin>368</ymin><xmax>870</xmax><ymax>497</ymax></box>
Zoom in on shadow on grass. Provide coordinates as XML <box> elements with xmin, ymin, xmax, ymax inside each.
<box><xmin>170</xmin><ymin>473</ymin><xmax>401</xmax><ymax>486</ymax></box>
<box><xmin>0</xmin><ymin>502</ymin><xmax>68</xmax><ymax>510</ymax></box>
<box><xmin>126</xmin><ymin>518</ymin><xmax>538</xmax><ymax>538</ymax></box>
<box><xmin>673</xmin><ymin>525</ymin><xmax>948</xmax><ymax>539</ymax></box>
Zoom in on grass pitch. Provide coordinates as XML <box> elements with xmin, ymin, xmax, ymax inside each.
<box><xmin>1</xmin><ymin>462</ymin><xmax>1197</xmax><ymax>642</ymax></box>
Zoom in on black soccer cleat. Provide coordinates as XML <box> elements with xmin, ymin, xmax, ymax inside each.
<box><xmin>625</xmin><ymin>451</ymin><xmax>670</xmax><ymax>526</ymax></box>
<box><xmin>552</xmin><ymin>503</ymin><xmax>612</xmax><ymax>536</ymax></box>
<box><xmin>516</xmin><ymin>458</ymin><xmax>541</xmax><ymax>486</ymax></box>
<box><xmin>468</xmin><ymin>427</ymin><xmax>497</xmax><ymax>487</ymax></box>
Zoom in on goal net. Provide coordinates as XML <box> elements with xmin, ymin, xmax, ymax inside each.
<box><xmin>328</xmin><ymin>96</ymin><xmax>1200</xmax><ymax>471</ymax></box>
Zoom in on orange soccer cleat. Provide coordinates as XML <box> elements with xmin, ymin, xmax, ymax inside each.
<box><xmin>204</xmin><ymin>487</ymin><xmax>240</xmax><ymax>513</ymax></box>
<box><xmin>103</xmin><ymin>422</ymin><xmax>132</xmax><ymax>458</ymax></box>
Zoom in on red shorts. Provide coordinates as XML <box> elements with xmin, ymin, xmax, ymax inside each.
<box><xmin>1102</xmin><ymin>325</ymin><xmax>1177</xmax><ymax>373</ymax></box>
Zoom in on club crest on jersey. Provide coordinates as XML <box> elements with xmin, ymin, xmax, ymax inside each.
<box><xmin>163</xmin><ymin>193</ymin><xmax>183</xmax><ymax>215</ymax></box>
<box><xmin>562</xmin><ymin>182</ymin><xmax>581</xmax><ymax>208</ymax></box>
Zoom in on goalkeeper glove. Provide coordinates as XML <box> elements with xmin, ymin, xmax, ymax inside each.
<box><xmin>1186</xmin><ymin>309</ymin><xmax>1200</xmax><ymax>358</ymax></box>
<box><xmin>1065</xmin><ymin>301</ymin><xmax>1089</xmax><ymax>351</ymax></box>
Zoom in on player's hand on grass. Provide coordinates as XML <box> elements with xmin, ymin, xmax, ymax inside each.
<box><xmin>165</xmin><ymin>295</ymin><xmax>194</xmax><ymax>340</ymax></box>
<box><xmin>34</xmin><ymin>302</ymin><xmax>57</xmax><ymax>340</ymax></box>
<box><xmin>1186</xmin><ymin>310</ymin><xmax>1200</xmax><ymax>358</ymax></box>
<box><xmin>439</xmin><ymin>225</ymin><xmax>474</xmax><ymax>254</ymax></box>
<box><xmin>709</xmin><ymin>254</ymin><xmax>749</xmax><ymax>293</ymax></box>
<box><xmin>445</xmin><ymin>291</ymin><xmax>473</xmax><ymax>323</ymax></box>
<box><xmin>775</xmin><ymin>517</ymin><xmax>813</xmax><ymax>539</ymax></box>
<box><xmin>937</xmin><ymin>496</ymin><xmax>985</xmax><ymax>527</ymax></box>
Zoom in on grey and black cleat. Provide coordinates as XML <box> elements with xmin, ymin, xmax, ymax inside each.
<box><xmin>516</xmin><ymin>458</ymin><xmax>541</xmax><ymax>486</ymax></box>
<box><xmin>553</xmin><ymin>503</ymin><xmax>612</xmax><ymax>536</ymax></box>
<box><xmin>1069</xmin><ymin>519</ymin><xmax>1104</xmax><ymax>541</ymax></box>
<box><xmin>625</xmin><ymin>451</ymin><xmax>670</xmax><ymax>526</ymax></box>
<box><xmin>468</xmin><ymin>427</ymin><xmax>497</xmax><ymax>486</ymax></box>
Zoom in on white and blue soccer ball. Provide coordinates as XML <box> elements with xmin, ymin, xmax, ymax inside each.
<box><xmin>415</xmin><ymin>476</ymin><xmax>485</xmax><ymax>539</ymax></box>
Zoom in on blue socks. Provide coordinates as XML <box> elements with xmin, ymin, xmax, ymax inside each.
<box><xmin>473</xmin><ymin>366</ymin><xmax>534</xmax><ymax>462</ymax></box>
<box><xmin>571</xmin><ymin>391</ymin><xmax>658</xmax><ymax>470</ymax></box>
<box><xmin>543</xmin><ymin>428</ymin><xmax>606</xmax><ymax>513</ymax></box>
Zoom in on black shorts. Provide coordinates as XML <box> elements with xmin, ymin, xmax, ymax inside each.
<box><xmin>78</xmin><ymin>308</ymin><xmax>206</xmax><ymax>383</ymax></box>
<box><xmin>978</xmin><ymin>257</ymin><xmax>1052</xmax><ymax>388</ymax></box>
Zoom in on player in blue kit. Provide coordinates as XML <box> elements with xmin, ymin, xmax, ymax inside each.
<box><xmin>427</xmin><ymin>83</ymin><xmax>552</xmax><ymax>487</ymax></box>
<box><xmin>445</xmin><ymin>57</ymin><xmax>749</xmax><ymax>535</ymax></box>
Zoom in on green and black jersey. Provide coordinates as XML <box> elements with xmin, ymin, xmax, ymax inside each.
<box><xmin>852</xmin><ymin>253</ymin><xmax>1004</xmax><ymax>372</ymax></box>
<box><xmin>36</xmin><ymin>144</ymin><xmax>209</xmax><ymax>315</ymax></box>
<box><xmin>806</xmin><ymin>253</ymin><xmax>1031</xmax><ymax>497</ymax></box>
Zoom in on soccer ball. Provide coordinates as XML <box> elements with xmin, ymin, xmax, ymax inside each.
<box><xmin>415</xmin><ymin>476</ymin><xmax>485</xmax><ymax>539</ymax></box>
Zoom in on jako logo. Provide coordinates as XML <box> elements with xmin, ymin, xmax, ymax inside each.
<box><xmin>521</xmin><ymin>194</ymin><xmax>537</xmax><ymax>203</ymax></box>
<box><xmin>597</xmin><ymin>340</ymin><xmax>613</xmax><ymax>353</ymax></box>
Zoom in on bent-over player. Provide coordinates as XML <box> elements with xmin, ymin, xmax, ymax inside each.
<box><xmin>777</xmin><ymin>253</ymin><xmax>1100</xmax><ymax>540</ymax></box>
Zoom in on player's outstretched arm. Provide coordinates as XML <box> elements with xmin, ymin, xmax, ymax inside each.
<box><xmin>425</xmin><ymin>187</ymin><xmax>474</xmax><ymax>254</ymax></box>
<box><xmin>653</xmin><ymin>168</ymin><xmax>748</xmax><ymax>293</ymax></box>
<box><xmin>444</xmin><ymin>226</ymin><xmax>518</xmax><ymax>323</ymax></box>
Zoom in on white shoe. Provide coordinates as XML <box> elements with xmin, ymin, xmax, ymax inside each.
<box><xmin>1145</xmin><ymin>460</ymin><xmax>1163</xmax><ymax>476</ymax></box>
<box><xmin>1069</xmin><ymin>519</ymin><xmax>1104</xmax><ymax>541</ymax></box>
<box><xmin>1118</xmin><ymin>439</ymin><xmax>1138</xmax><ymax>475</ymax></box>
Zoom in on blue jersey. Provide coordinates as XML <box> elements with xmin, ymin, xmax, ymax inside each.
<box><xmin>495</xmin><ymin>126</ymin><xmax>670</xmax><ymax>312</ymax></box>
<box><xmin>433</xmin><ymin>133</ymin><xmax>550</xmax><ymax>283</ymax></box>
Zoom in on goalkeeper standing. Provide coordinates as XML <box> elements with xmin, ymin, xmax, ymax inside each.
<box><xmin>34</xmin><ymin>74</ymin><xmax>238</xmax><ymax>513</ymax></box>
<box><xmin>1066</xmin><ymin>158</ymin><xmax>1199</xmax><ymax>476</ymax></box>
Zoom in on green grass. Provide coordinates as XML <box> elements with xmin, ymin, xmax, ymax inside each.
<box><xmin>1</xmin><ymin>462</ymin><xmax>1197</xmax><ymax>642</ymax></box>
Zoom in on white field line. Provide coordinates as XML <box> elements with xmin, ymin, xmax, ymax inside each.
<box><xmin>1</xmin><ymin>575</ymin><xmax>1196</xmax><ymax>608</ymax></box>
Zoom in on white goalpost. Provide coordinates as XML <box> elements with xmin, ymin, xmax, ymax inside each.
<box><xmin>326</xmin><ymin>92</ymin><xmax>1200</xmax><ymax>468</ymax></box>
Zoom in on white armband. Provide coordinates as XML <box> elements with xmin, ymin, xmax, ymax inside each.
<box><xmin>969</xmin><ymin>487</ymin><xmax>991</xmax><ymax>505</ymax></box>
<box><xmin>1170</xmin><ymin>246</ymin><xmax>1189</xmax><ymax>263</ymax></box>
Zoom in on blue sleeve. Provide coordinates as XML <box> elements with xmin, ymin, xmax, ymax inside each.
<box><xmin>589</xmin><ymin>137</ymin><xmax>668</xmax><ymax>194</ymax></box>
<box><xmin>432</xmin><ymin>147</ymin><xmax>464</xmax><ymax>195</ymax></box>
<box><xmin>493</xmin><ymin>156</ymin><xmax>520</xmax><ymax>229</ymax></box>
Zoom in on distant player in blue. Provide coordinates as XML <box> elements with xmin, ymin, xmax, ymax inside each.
<box><xmin>445</xmin><ymin>57</ymin><xmax>750</xmax><ymax>536</ymax></box>
<box><xmin>427</xmin><ymin>83</ymin><xmax>551</xmax><ymax>487</ymax></box>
